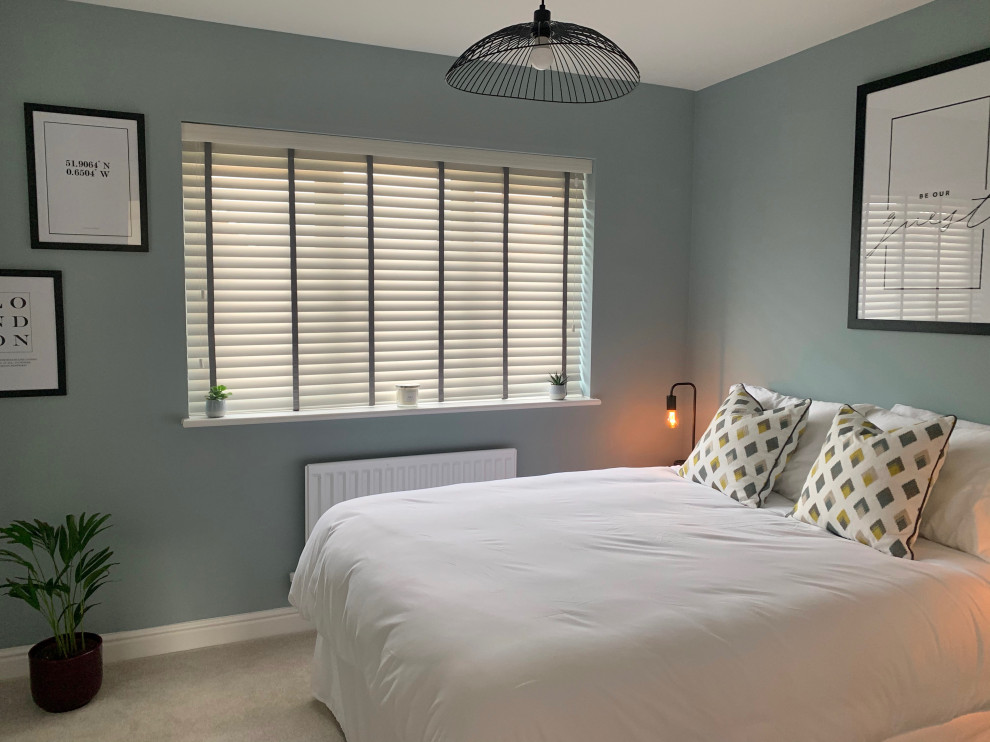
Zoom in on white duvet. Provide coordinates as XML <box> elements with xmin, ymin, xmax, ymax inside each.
<box><xmin>290</xmin><ymin>467</ymin><xmax>990</xmax><ymax>742</ymax></box>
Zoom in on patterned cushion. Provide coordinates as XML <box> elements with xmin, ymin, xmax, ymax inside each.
<box><xmin>791</xmin><ymin>406</ymin><xmax>956</xmax><ymax>559</ymax></box>
<box><xmin>678</xmin><ymin>385</ymin><xmax>811</xmax><ymax>507</ymax></box>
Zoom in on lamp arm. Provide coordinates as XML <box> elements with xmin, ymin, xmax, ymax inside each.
<box><xmin>668</xmin><ymin>382</ymin><xmax>698</xmax><ymax>446</ymax></box>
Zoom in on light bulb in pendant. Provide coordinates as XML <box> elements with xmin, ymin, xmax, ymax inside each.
<box><xmin>530</xmin><ymin>36</ymin><xmax>553</xmax><ymax>70</ymax></box>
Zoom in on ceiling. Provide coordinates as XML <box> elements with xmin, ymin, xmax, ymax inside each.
<box><xmin>67</xmin><ymin>0</ymin><xmax>933</xmax><ymax>90</ymax></box>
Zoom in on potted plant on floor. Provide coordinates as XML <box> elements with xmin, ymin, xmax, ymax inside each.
<box><xmin>0</xmin><ymin>513</ymin><xmax>116</xmax><ymax>712</ymax></box>
<box><xmin>547</xmin><ymin>371</ymin><xmax>568</xmax><ymax>400</ymax></box>
<box><xmin>206</xmin><ymin>384</ymin><xmax>232</xmax><ymax>418</ymax></box>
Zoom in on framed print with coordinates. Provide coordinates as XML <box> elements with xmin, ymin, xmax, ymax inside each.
<box><xmin>25</xmin><ymin>103</ymin><xmax>148</xmax><ymax>252</ymax></box>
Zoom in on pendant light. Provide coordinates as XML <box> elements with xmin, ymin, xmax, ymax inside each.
<box><xmin>446</xmin><ymin>2</ymin><xmax>640</xmax><ymax>103</ymax></box>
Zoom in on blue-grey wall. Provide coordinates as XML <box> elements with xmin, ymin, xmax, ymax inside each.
<box><xmin>0</xmin><ymin>0</ymin><xmax>695</xmax><ymax>648</ymax></box>
<box><xmin>689</xmin><ymin>0</ymin><xmax>990</xmax><ymax>423</ymax></box>
<box><xmin>9</xmin><ymin>0</ymin><xmax>984</xmax><ymax>652</ymax></box>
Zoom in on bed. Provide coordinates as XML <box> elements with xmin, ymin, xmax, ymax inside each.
<box><xmin>289</xmin><ymin>466</ymin><xmax>990</xmax><ymax>742</ymax></box>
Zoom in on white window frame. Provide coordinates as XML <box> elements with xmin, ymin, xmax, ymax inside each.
<box><xmin>180</xmin><ymin>124</ymin><xmax>596</xmax><ymax>426</ymax></box>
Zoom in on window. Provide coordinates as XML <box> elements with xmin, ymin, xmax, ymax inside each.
<box><xmin>182</xmin><ymin>124</ymin><xmax>593</xmax><ymax>417</ymax></box>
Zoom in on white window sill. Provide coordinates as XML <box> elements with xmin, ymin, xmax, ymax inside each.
<box><xmin>181</xmin><ymin>396</ymin><xmax>601</xmax><ymax>428</ymax></box>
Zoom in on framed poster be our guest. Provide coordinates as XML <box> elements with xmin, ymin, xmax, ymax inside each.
<box><xmin>25</xmin><ymin>103</ymin><xmax>148</xmax><ymax>252</ymax></box>
<box><xmin>0</xmin><ymin>270</ymin><xmax>66</xmax><ymax>397</ymax></box>
<box><xmin>848</xmin><ymin>48</ymin><xmax>990</xmax><ymax>335</ymax></box>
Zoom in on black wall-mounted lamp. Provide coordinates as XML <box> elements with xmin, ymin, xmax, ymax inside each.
<box><xmin>666</xmin><ymin>382</ymin><xmax>697</xmax><ymax>465</ymax></box>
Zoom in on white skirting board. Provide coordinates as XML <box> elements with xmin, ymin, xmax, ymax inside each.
<box><xmin>0</xmin><ymin>607</ymin><xmax>312</xmax><ymax>681</ymax></box>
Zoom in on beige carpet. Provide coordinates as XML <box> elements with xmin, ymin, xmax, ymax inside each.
<box><xmin>0</xmin><ymin>631</ymin><xmax>345</xmax><ymax>742</ymax></box>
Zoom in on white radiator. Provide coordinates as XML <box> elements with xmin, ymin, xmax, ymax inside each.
<box><xmin>304</xmin><ymin>448</ymin><xmax>517</xmax><ymax>538</ymax></box>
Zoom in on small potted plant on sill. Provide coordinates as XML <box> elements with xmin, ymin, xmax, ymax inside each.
<box><xmin>547</xmin><ymin>371</ymin><xmax>568</xmax><ymax>401</ymax></box>
<box><xmin>1</xmin><ymin>513</ymin><xmax>116</xmax><ymax>713</ymax></box>
<box><xmin>206</xmin><ymin>384</ymin><xmax>232</xmax><ymax>418</ymax></box>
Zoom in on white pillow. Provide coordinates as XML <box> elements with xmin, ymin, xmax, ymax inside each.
<box><xmin>738</xmin><ymin>385</ymin><xmax>880</xmax><ymax>501</ymax></box>
<box><xmin>892</xmin><ymin>404</ymin><xmax>990</xmax><ymax>561</ymax></box>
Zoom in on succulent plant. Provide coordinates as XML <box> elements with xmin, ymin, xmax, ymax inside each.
<box><xmin>206</xmin><ymin>385</ymin><xmax>232</xmax><ymax>401</ymax></box>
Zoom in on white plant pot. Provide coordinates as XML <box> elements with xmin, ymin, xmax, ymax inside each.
<box><xmin>549</xmin><ymin>384</ymin><xmax>567</xmax><ymax>401</ymax></box>
<box><xmin>205</xmin><ymin>399</ymin><xmax>227</xmax><ymax>418</ymax></box>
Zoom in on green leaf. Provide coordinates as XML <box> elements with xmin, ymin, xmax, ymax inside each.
<box><xmin>0</xmin><ymin>523</ymin><xmax>37</xmax><ymax>551</ymax></box>
<box><xmin>66</xmin><ymin>514</ymin><xmax>80</xmax><ymax>557</ymax></box>
<box><xmin>5</xmin><ymin>581</ymin><xmax>42</xmax><ymax>612</ymax></box>
<box><xmin>74</xmin><ymin>548</ymin><xmax>95</xmax><ymax>583</ymax></box>
<box><xmin>77</xmin><ymin>548</ymin><xmax>114</xmax><ymax>584</ymax></box>
<box><xmin>87</xmin><ymin>514</ymin><xmax>113</xmax><ymax>544</ymax></box>
<box><xmin>83</xmin><ymin>576</ymin><xmax>110</xmax><ymax>603</ymax></box>
<box><xmin>83</xmin><ymin>565</ymin><xmax>116</xmax><ymax>593</ymax></box>
<box><xmin>34</xmin><ymin>520</ymin><xmax>58</xmax><ymax>557</ymax></box>
<box><xmin>56</xmin><ymin>524</ymin><xmax>70</xmax><ymax>566</ymax></box>
<box><xmin>0</xmin><ymin>549</ymin><xmax>36</xmax><ymax>574</ymax></box>
<box><xmin>38</xmin><ymin>577</ymin><xmax>69</xmax><ymax>598</ymax></box>
<box><xmin>79</xmin><ymin>513</ymin><xmax>110</xmax><ymax>542</ymax></box>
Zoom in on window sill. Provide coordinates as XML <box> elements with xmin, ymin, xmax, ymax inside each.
<box><xmin>181</xmin><ymin>396</ymin><xmax>601</xmax><ymax>428</ymax></box>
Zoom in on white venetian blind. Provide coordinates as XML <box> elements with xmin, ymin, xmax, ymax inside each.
<box><xmin>443</xmin><ymin>163</ymin><xmax>505</xmax><ymax>402</ymax></box>
<box><xmin>182</xmin><ymin>124</ymin><xmax>592</xmax><ymax>416</ymax></box>
<box><xmin>294</xmin><ymin>150</ymin><xmax>369</xmax><ymax>409</ymax></box>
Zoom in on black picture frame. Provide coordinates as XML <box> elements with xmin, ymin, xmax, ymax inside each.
<box><xmin>0</xmin><ymin>269</ymin><xmax>66</xmax><ymax>397</ymax></box>
<box><xmin>848</xmin><ymin>47</ymin><xmax>990</xmax><ymax>336</ymax></box>
<box><xmin>25</xmin><ymin>103</ymin><xmax>149</xmax><ymax>252</ymax></box>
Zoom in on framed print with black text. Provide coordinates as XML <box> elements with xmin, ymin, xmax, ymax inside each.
<box><xmin>849</xmin><ymin>48</ymin><xmax>990</xmax><ymax>335</ymax></box>
<box><xmin>25</xmin><ymin>103</ymin><xmax>148</xmax><ymax>252</ymax></box>
<box><xmin>0</xmin><ymin>270</ymin><xmax>66</xmax><ymax>397</ymax></box>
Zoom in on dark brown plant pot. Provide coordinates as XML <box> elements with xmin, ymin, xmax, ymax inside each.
<box><xmin>28</xmin><ymin>632</ymin><xmax>103</xmax><ymax>713</ymax></box>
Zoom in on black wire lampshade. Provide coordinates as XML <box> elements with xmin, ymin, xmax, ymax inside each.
<box><xmin>445</xmin><ymin>2</ymin><xmax>640</xmax><ymax>104</ymax></box>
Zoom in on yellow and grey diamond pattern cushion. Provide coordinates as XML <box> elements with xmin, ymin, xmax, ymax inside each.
<box><xmin>677</xmin><ymin>385</ymin><xmax>811</xmax><ymax>507</ymax></box>
<box><xmin>791</xmin><ymin>406</ymin><xmax>956</xmax><ymax>559</ymax></box>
